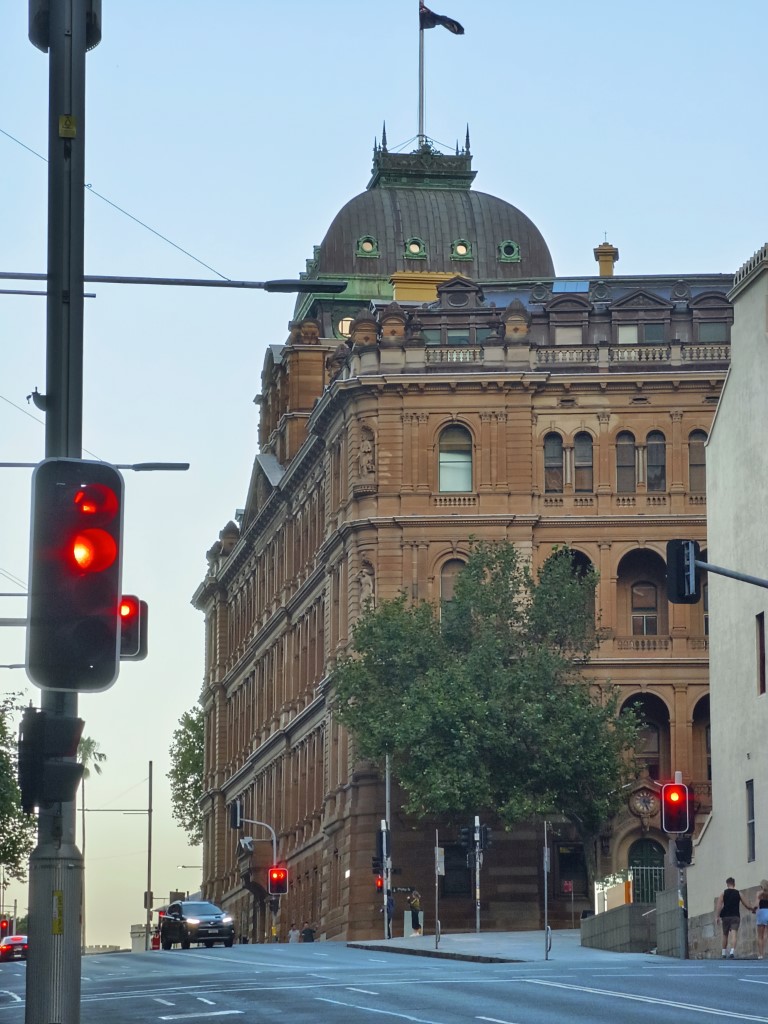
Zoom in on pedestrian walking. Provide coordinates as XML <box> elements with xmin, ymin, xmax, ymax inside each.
<box><xmin>300</xmin><ymin>921</ymin><xmax>316</xmax><ymax>942</ymax></box>
<box><xmin>288</xmin><ymin>922</ymin><xmax>300</xmax><ymax>943</ymax></box>
<box><xmin>753</xmin><ymin>879</ymin><xmax>768</xmax><ymax>959</ymax></box>
<box><xmin>716</xmin><ymin>877</ymin><xmax>752</xmax><ymax>958</ymax></box>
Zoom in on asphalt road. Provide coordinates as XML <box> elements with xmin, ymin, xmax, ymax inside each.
<box><xmin>2</xmin><ymin>943</ymin><xmax>768</xmax><ymax>1024</ymax></box>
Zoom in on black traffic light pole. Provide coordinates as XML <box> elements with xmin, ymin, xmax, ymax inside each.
<box><xmin>25</xmin><ymin>2</ymin><xmax>92</xmax><ymax>1021</ymax></box>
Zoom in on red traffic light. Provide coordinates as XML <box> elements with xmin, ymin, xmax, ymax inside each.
<box><xmin>27</xmin><ymin>459</ymin><xmax>125</xmax><ymax>691</ymax></box>
<box><xmin>0</xmin><ymin>919</ymin><xmax>8</xmax><ymax>934</ymax></box>
<box><xmin>661</xmin><ymin>782</ymin><xmax>691</xmax><ymax>833</ymax></box>
<box><xmin>268</xmin><ymin>866</ymin><xmax>288</xmax><ymax>895</ymax></box>
<box><xmin>375</xmin><ymin>875</ymin><xmax>384</xmax><ymax>892</ymax></box>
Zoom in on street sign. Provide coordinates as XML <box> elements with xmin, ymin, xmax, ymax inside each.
<box><xmin>436</xmin><ymin>846</ymin><xmax>445</xmax><ymax>876</ymax></box>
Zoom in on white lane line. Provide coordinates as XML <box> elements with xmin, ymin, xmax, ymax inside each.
<box><xmin>0</xmin><ymin>990</ymin><xmax>22</xmax><ymax>1003</ymax></box>
<box><xmin>524</xmin><ymin>979</ymin><xmax>768</xmax><ymax>1021</ymax></box>
<box><xmin>477</xmin><ymin>1017</ymin><xmax>522</xmax><ymax>1024</ymax></box>
<box><xmin>159</xmin><ymin>1014</ymin><xmax>244</xmax><ymax>1021</ymax></box>
<box><xmin>197</xmin><ymin>997</ymin><xmax>216</xmax><ymax>1004</ymax></box>
<box><xmin>317</xmin><ymin>996</ymin><xmax>446</xmax><ymax>1023</ymax></box>
<box><xmin>155</xmin><ymin>998</ymin><xmax>176</xmax><ymax>1006</ymax></box>
<box><xmin>347</xmin><ymin>987</ymin><xmax>380</xmax><ymax>994</ymax></box>
<box><xmin>743</xmin><ymin>979</ymin><xmax>768</xmax><ymax>986</ymax></box>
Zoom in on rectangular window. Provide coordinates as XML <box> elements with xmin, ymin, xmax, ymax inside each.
<box><xmin>446</xmin><ymin>328</ymin><xmax>470</xmax><ymax>346</ymax></box>
<box><xmin>618</xmin><ymin>325</ymin><xmax>638</xmax><ymax>345</ymax></box>
<box><xmin>758</xmin><ymin>612</ymin><xmax>766</xmax><ymax>695</ymax></box>
<box><xmin>554</xmin><ymin>326</ymin><xmax>582</xmax><ymax>346</ymax></box>
<box><xmin>699</xmin><ymin>322</ymin><xmax>728</xmax><ymax>343</ymax></box>
<box><xmin>643</xmin><ymin>323</ymin><xmax>665</xmax><ymax>343</ymax></box>
<box><xmin>747</xmin><ymin>780</ymin><xmax>756</xmax><ymax>863</ymax></box>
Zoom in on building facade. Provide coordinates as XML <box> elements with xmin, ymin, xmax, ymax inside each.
<box><xmin>687</xmin><ymin>244</ymin><xmax>768</xmax><ymax>943</ymax></box>
<box><xmin>193</xmin><ymin>140</ymin><xmax>731</xmax><ymax>942</ymax></box>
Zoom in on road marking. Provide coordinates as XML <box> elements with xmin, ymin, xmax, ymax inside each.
<box><xmin>0</xmin><ymin>990</ymin><xmax>22</xmax><ymax>1003</ymax></box>
<box><xmin>477</xmin><ymin>1017</ymin><xmax>522</xmax><ymax>1024</ymax></box>
<box><xmin>743</xmin><ymin>979</ymin><xmax>768</xmax><ymax>986</ymax></box>
<box><xmin>197</xmin><ymin>997</ymin><xmax>216</xmax><ymax>1004</ymax></box>
<box><xmin>525</xmin><ymin>979</ymin><xmax>768</xmax><ymax>1021</ymax></box>
<box><xmin>347</xmin><ymin>987</ymin><xmax>380</xmax><ymax>994</ymax></box>
<box><xmin>155</xmin><ymin>998</ymin><xmax>176</xmax><ymax>1005</ymax></box>
<box><xmin>317</xmin><ymin>997</ymin><xmax>446</xmax><ymax>1023</ymax></box>
<box><xmin>159</xmin><ymin>1014</ymin><xmax>243</xmax><ymax>1021</ymax></box>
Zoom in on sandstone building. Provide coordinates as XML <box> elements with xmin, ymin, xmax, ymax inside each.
<box><xmin>193</xmin><ymin>139</ymin><xmax>731</xmax><ymax>941</ymax></box>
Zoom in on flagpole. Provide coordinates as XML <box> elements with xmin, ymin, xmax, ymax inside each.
<box><xmin>418</xmin><ymin>20</ymin><xmax>425</xmax><ymax>146</ymax></box>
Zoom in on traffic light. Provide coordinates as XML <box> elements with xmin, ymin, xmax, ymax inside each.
<box><xmin>229</xmin><ymin>799</ymin><xmax>243</xmax><ymax>830</ymax></box>
<box><xmin>0</xmin><ymin>919</ymin><xmax>8</xmax><ymax>937</ymax></box>
<box><xmin>675</xmin><ymin>837</ymin><xmax>694</xmax><ymax>867</ymax></box>
<box><xmin>371</xmin><ymin>855</ymin><xmax>383</xmax><ymax>874</ymax></box>
<box><xmin>666</xmin><ymin>540</ymin><xmax>701</xmax><ymax>604</ymax></box>
<box><xmin>17</xmin><ymin>706</ymin><xmax>84</xmax><ymax>813</ymax></box>
<box><xmin>480</xmin><ymin>825</ymin><xmax>493</xmax><ymax>850</ymax></box>
<box><xmin>375</xmin><ymin>875</ymin><xmax>384</xmax><ymax>892</ymax></box>
<box><xmin>120</xmin><ymin>595</ymin><xmax>148</xmax><ymax>660</ymax></box>
<box><xmin>26</xmin><ymin>458</ymin><xmax>124</xmax><ymax>691</ymax></box>
<box><xmin>459</xmin><ymin>826</ymin><xmax>472</xmax><ymax>849</ymax></box>
<box><xmin>267</xmin><ymin>866</ymin><xmax>288</xmax><ymax>895</ymax></box>
<box><xmin>376</xmin><ymin>828</ymin><xmax>390</xmax><ymax>862</ymax></box>
<box><xmin>661</xmin><ymin>782</ymin><xmax>691</xmax><ymax>833</ymax></box>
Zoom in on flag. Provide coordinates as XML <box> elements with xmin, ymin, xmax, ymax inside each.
<box><xmin>419</xmin><ymin>2</ymin><xmax>464</xmax><ymax>35</ymax></box>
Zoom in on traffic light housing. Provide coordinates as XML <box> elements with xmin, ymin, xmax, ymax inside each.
<box><xmin>26</xmin><ymin>458</ymin><xmax>124</xmax><ymax>691</ymax></box>
<box><xmin>229</xmin><ymin>800</ymin><xmax>243</xmax><ymax>830</ymax></box>
<box><xmin>371</xmin><ymin>855</ymin><xmax>383</xmax><ymax>874</ymax></box>
<box><xmin>675</xmin><ymin>837</ymin><xmax>694</xmax><ymax>867</ymax></box>
<box><xmin>459</xmin><ymin>826</ymin><xmax>472</xmax><ymax>849</ymax></box>
<box><xmin>661</xmin><ymin>782</ymin><xmax>691</xmax><ymax>833</ymax></box>
<box><xmin>120</xmin><ymin>595</ymin><xmax>148</xmax><ymax>660</ymax></box>
<box><xmin>375</xmin><ymin>875</ymin><xmax>384</xmax><ymax>892</ymax></box>
<box><xmin>17</xmin><ymin>706</ymin><xmax>84</xmax><ymax>813</ymax></box>
<box><xmin>0</xmin><ymin>919</ymin><xmax>8</xmax><ymax>937</ymax></box>
<box><xmin>666</xmin><ymin>540</ymin><xmax>701</xmax><ymax>604</ymax></box>
<box><xmin>267</xmin><ymin>865</ymin><xmax>288</xmax><ymax>895</ymax></box>
<box><xmin>480</xmin><ymin>825</ymin><xmax>493</xmax><ymax>850</ymax></box>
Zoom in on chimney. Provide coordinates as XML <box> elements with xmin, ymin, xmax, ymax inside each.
<box><xmin>594</xmin><ymin>241</ymin><xmax>620</xmax><ymax>277</ymax></box>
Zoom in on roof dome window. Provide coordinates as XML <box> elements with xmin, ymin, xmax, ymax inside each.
<box><xmin>498</xmin><ymin>240</ymin><xmax>521</xmax><ymax>263</ymax></box>
<box><xmin>451</xmin><ymin>239</ymin><xmax>473</xmax><ymax>261</ymax></box>
<box><xmin>405</xmin><ymin>237</ymin><xmax>427</xmax><ymax>260</ymax></box>
<box><xmin>356</xmin><ymin>235</ymin><xmax>380</xmax><ymax>258</ymax></box>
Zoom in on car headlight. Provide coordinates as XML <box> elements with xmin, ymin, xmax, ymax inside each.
<box><xmin>186</xmin><ymin>918</ymin><xmax>200</xmax><ymax>925</ymax></box>
<box><xmin>222</xmin><ymin>915</ymin><xmax>233</xmax><ymax>924</ymax></box>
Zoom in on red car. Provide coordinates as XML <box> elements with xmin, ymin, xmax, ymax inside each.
<box><xmin>0</xmin><ymin>935</ymin><xmax>28</xmax><ymax>961</ymax></box>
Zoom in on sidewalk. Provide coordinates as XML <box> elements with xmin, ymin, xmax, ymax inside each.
<box><xmin>348</xmin><ymin>929</ymin><xmax>658</xmax><ymax>964</ymax></box>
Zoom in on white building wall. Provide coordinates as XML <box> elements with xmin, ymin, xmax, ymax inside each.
<box><xmin>688</xmin><ymin>247</ymin><xmax>768</xmax><ymax>916</ymax></box>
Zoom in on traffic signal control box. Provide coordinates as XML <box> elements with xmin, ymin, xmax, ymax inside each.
<box><xmin>26</xmin><ymin>458</ymin><xmax>125</xmax><ymax>691</ymax></box>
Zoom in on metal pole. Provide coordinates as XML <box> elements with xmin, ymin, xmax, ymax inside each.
<box><xmin>418</xmin><ymin>27</ymin><xmax>425</xmax><ymax>145</ymax></box>
<box><xmin>384</xmin><ymin>754</ymin><xmax>391</xmax><ymax>938</ymax></box>
<box><xmin>474</xmin><ymin>815</ymin><xmax>481</xmax><ymax>934</ymax></box>
<box><xmin>145</xmin><ymin>761</ymin><xmax>153</xmax><ymax>950</ymax></box>
<box><xmin>26</xmin><ymin>5</ymin><xmax>90</xmax><ymax>1016</ymax></box>
<box><xmin>543</xmin><ymin>821</ymin><xmax>550</xmax><ymax>961</ymax></box>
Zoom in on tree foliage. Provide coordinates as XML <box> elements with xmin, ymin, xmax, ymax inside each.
<box><xmin>168</xmin><ymin>704</ymin><xmax>204</xmax><ymax>846</ymax></box>
<box><xmin>0</xmin><ymin>695</ymin><xmax>36</xmax><ymax>882</ymax></box>
<box><xmin>332</xmin><ymin>541</ymin><xmax>639</xmax><ymax>880</ymax></box>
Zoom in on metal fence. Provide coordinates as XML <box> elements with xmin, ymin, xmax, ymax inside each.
<box><xmin>630</xmin><ymin>866</ymin><xmax>666</xmax><ymax>904</ymax></box>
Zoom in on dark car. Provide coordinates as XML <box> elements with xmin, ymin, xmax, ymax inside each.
<box><xmin>160</xmin><ymin>901</ymin><xmax>234</xmax><ymax>950</ymax></box>
<box><xmin>0</xmin><ymin>935</ymin><xmax>28</xmax><ymax>961</ymax></box>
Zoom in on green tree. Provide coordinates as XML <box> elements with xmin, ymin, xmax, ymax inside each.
<box><xmin>168</xmin><ymin>705</ymin><xmax>204</xmax><ymax>846</ymax></box>
<box><xmin>332</xmin><ymin>541</ymin><xmax>639</xmax><ymax>882</ymax></box>
<box><xmin>0</xmin><ymin>695</ymin><xmax>36</xmax><ymax>882</ymax></box>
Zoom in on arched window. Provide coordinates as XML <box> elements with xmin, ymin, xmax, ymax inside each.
<box><xmin>544</xmin><ymin>433</ymin><xmax>563</xmax><ymax>493</ymax></box>
<box><xmin>574</xmin><ymin>432</ymin><xmax>593</xmax><ymax>493</ymax></box>
<box><xmin>689</xmin><ymin>430</ymin><xmax>707</xmax><ymax>493</ymax></box>
<box><xmin>631</xmin><ymin>581</ymin><xmax>658</xmax><ymax>636</ymax></box>
<box><xmin>646</xmin><ymin>431</ymin><xmax>666</xmax><ymax>492</ymax></box>
<box><xmin>438</xmin><ymin>425</ymin><xmax>472</xmax><ymax>492</ymax></box>
<box><xmin>616</xmin><ymin>431</ymin><xmax>636</xmax><ymax>493</ymax></box>
<box><xmin>628</xmin><ymin>839</ymin><xmax>666</xmax><ymax>904</ymax></box>
<box><xmin>440</xmin><ymin>559</ymin><xmax>465</xmax><ymax>603</ymax></box>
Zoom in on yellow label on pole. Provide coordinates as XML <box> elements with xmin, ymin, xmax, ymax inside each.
<box><xmin>59</xmin><ymin>115</ymin><xmax>77</xmax><ymax>138</ymax></box>
<box><xmin>52</xmin><ymin>890</ymin><xmax>64</xmax><ymax>935</ymax></box>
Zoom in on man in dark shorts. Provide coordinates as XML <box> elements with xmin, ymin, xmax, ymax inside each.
<box><xmin>716</xmin><ymin>877</ymin><xmax>752</xmax><ymax>958</ymax></box>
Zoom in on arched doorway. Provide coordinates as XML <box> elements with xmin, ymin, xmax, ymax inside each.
<box><xmin>628</xmin><ymin>838</ymin><xmax>666</xmax><ymax>904</ymax></box>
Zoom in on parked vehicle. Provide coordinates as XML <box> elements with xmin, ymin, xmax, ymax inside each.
<box><xmin>0</xmin><ymin>935</ymin><xmax>28</xmax><ymax>961</ymax></box>
<box><xmin>160</xmin><ymin>901</ymin><xmax>234</xmax><ymax>950</ymax></box>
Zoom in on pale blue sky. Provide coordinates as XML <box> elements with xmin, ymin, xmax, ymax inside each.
<box><xmin>1</xmin><ymin>0</ymin><xmax>766</xmax><ymax>948</ymax></box>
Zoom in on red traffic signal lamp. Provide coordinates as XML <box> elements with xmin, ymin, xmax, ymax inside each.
<box><xmin>661</xmin><ymin>782</ymin><xmax>691</xmax><ymax>833</ymax></box>
<box><xmin>268</xmin><ymin>866</ymin><xmax>288</xmax><ymax>895</ymax></box>
<box><xmin>0</xmin><ymin>919</ymin><xmax>8</xmax><ymax>936</ymax></box>
<box><xmin>26</xmin><ymin>458</ymin><xmax>124</xmax><ymax>691</ymax></box>
<box><xmin>120</xmin><ymin>595</ymin><xmax>148</xmax><ymax>660</ymax></box>
<box><xmin>375</xmin><ymin>875</ymin><xmax>384</xmax><ymax>893</ymax></box>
